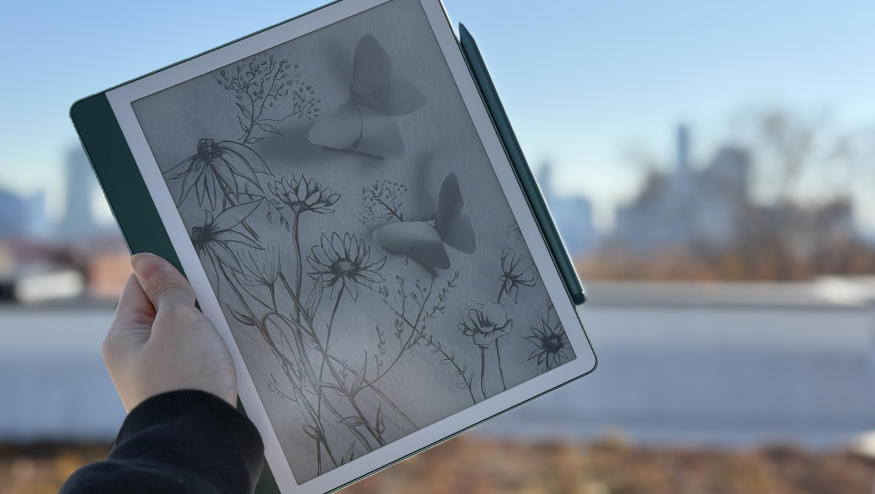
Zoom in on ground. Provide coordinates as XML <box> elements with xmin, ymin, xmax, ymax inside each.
<box><xmin>3</xmin><ymin>435</ymin><xmax>874</xmax><ymax>494</ymax></box>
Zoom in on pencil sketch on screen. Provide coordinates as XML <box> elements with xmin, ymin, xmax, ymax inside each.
<box><xmin>131</xmin><ymin>0</ymin><xmax>575</xmax><ymax>481</ymax></box>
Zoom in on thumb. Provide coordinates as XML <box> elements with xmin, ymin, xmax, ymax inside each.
<box><xmin>131</xmin><ymin>253</ymin><xmax>196</xmax><ymax>311</ymax></box>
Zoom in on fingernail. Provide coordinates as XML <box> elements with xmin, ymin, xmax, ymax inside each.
<box><xmin>131</xmin><ymin>253</ymin><xmax>167</xmax><ymax>287</ymax></box>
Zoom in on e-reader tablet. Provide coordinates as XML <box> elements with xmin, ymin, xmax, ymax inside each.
<box><xmin>71</xmin><ymin>1</ymin><xmax>597</xmax><ymax>492</ymax></box>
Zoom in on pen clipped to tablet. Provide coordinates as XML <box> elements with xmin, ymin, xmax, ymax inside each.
<box><xmin>457</xmin><ymin>24</ymin><xmax>586</xmax><ymax>305</ymax></box>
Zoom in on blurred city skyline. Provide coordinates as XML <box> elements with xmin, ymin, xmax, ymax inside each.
<box><xmin>1</xmin><ymin>0</ymin><xmax>874</xmax><ymax>232</ymax></box>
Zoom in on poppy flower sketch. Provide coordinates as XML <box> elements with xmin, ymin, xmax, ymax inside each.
<box><xmin>190</xmin><ymin>199</ymin><xmax>264</xmax><ymax>275</ymax></box>
<box><xmin>459</xmin><ymin>302</ymin><xmax>513</xmax><ymax>398</ymax></box>
<box><xmin>459</xmin><ymin>302</ymin><xmax>512</xmax><ymax>348</ymax></box>
<box><xmin>308</xmin><ymin>232</ymin><xmax>387</xmax><ymax>301</ymax></box>
<box><xmin>268</xmin><ymin>175</ymin><xmax>341</xmax><ymax>216</ymax></box>
<box><xmin>165</xmin><ymin>138</ymin><xmax>271</xmax><ymax>209</ymax></box>
<box><xmin>525</xmin><ymin>304</ymin><xmax>572</xmax><ymax>371</ymax></box>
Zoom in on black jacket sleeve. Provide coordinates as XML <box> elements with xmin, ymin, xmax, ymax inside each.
<box><xmin>60</xmin><ymin>390</ymin><xmax>264</xmax><ymax>494</ymax></box>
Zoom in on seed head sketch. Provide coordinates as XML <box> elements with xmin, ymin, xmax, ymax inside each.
<box><xmin>307</xmin><ymin>34</ymin><xmax>426</xmax><ymax>158</ymax></box>
<box><xmin>218</xmin><ymin>53</ymin><xmax>321</xmax><ymax>144</ymax></box>
<box><xmin>360</xmin><ymin>179</ymin><xmax>407</xmax><ymax>225</ymax></box>
<box><xmin>133</xmin><ymin>4</ymin><xmax>578</xmax><ymax>482</ymax></box>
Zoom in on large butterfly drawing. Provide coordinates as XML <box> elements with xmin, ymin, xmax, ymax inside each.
<box><xmin>372</xmin><ymin>173</ymin><xmax>476</xmax><ymax>273</ymax></box>
<box><xmin>307</xmin><ymin>34</ymin><xmax>426</xmax><ymax>159</ymax></box>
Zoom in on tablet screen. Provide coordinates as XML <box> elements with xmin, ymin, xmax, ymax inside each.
<box><xmin>104</xmin><ymin>0</ymin><xmax>594</xmax><ymax>489</ymax></box>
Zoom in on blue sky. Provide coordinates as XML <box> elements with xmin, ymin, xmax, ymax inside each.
<box><xmin>1</xmin><ymin>0</ymin><xmax>873</xmax><ymax>230</ymax></box>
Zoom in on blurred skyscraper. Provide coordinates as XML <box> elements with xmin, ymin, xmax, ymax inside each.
<box><xmin>537</xmin><ymin>163</ymin><xmax>596</xmax><ymax>256</ymax></box>
<box><xmin>611</xmin><ymin>125</ymin><xmax>751</xmax><ymax>252</ymax></box>
<box><xmin>57</xmin><ymin>146</ymin><xmax>98</xmax><ymax>242</ymax></box>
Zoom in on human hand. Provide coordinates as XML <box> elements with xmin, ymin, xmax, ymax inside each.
<box><xmin>102</xmin><ymin>252</ymin><xmax>237</xmax><ymax>412</ymax></box>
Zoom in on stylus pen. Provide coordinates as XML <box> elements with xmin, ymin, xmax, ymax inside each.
<box><xmin>458</xmin><ymin>23</ymin><xmax>587</xmax><ymax>305</ymax></box>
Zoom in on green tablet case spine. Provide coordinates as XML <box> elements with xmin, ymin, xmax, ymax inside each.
<box><xmin>69</xmin><ymin>94</ymin><xmax>183</xmax><ymax>272</ymax></box>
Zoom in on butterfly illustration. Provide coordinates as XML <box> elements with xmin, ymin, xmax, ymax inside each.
<box><xmin>372</xmin><ymin>173</ymin><xmax>476</xmax><ymax>273</ymax></box>
<box><xmin>307</xmin><ymin>34</ymin><xmax>426</xmax><ymax>159</ymax></box>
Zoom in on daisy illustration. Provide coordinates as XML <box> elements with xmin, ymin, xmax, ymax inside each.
<box><xmin>308</xmin><ymin>232</ymin><xmax>386</xmax><ymax>301</ymax></box>
<box><xmin>525</xmin><ymin>305</ymin><xmax>572</xmax><ymax>371</ymax></box>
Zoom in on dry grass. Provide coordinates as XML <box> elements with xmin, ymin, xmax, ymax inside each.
<box><xmin>575</xmin><ymin>243</ymin><xmax>875</xmax><ymax>282</ymax></box>
<box><xmin>3</xmin><ymin>436</ymin><xmax>874</xmax><ymax>494</ymax></box>
<box><xmin>349</xmin><ymin>436</ymin><xmax>875</xmax><ymax>494</ymax></box>
<box><xmin>0</xmin><ymin>443</ymin><xmax>109</xmax><ymax>494</ymax></box>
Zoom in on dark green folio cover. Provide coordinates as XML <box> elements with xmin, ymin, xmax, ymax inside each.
<box><xmin>71</xmin><ymin>17</ymin><xmax>589</xmax><ymax>494</ymax></box>
<box><xmin>70</xmin><ymin>94</ymin><xmax>182</xmax><ymax>270</ymax></box>
<box><xmin>70</xmin><ymin>92</ymin><xmax>286</xmax><ymax>494</ymax></box>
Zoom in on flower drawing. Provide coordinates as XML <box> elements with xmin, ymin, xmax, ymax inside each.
<box><xmin>459</xmin><ymin>302</ymin><xmax>513</xmax><ymax>399</ymax></box>
<box><xmin>269</xmin><ymin>175</ymin><xmax>340</xmax><ymax>216</ymax></box>
<box><xmin>190</xmin><ymin>199</ymin><xmax>263</xmax><ymax>274</ymax></box>
<box><xmin>497</xmin><ymin>248</ymin><xmax>537</xmax><ymax>303</ymax></box>
<box><xmin>459</xmin><ymin>302</ymin><xmax>512</xmax><ymax>349</ymax></box>
<box><xmin>165</xmin><ymin>138</ymin><xmax>271</xmax><ymax>209</ymax></box>
<box><xmin>525</xmin><ymin>307</ymin><xmax>572</xmax><ymax>371</ymax></box>
<box><xmin>308</xmin><ymin>232</ymin><xmax>386</xmax><ymax>300</ymax></box>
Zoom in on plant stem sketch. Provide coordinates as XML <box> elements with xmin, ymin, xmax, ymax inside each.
<box><xmin>131</xmin><ymin>0</ymin><xmax>578</xmax><ymax>482</ymax></box>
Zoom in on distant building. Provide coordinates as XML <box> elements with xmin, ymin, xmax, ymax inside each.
<box><xmin>755</xmin><ymin>197</ymin><xmax>857</xmax><ymax>262</ymax></box>
<box><xmin>537</xmin><ymin>163</ymin><xmax>597</xmax><ymax>256</ymax></box>
<box><xmin>611</xmin><ymin>125</ymin><xmax>751</xmax><ymax>252</ymax></box>
<box><xmin>0</xmin><ymin>186</ymin><xmax>47</xmax><ymax>239</ymax></box>
<box><xmin>57</xmin><ymin>146</ymin><xmax>99</xmax><ymax>242</ymax></box>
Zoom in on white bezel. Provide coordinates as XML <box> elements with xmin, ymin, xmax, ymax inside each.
<box><xmin>106</xmin><ymin>0</ymin><xmax>596</xmax><ymax>491</ymax></box>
